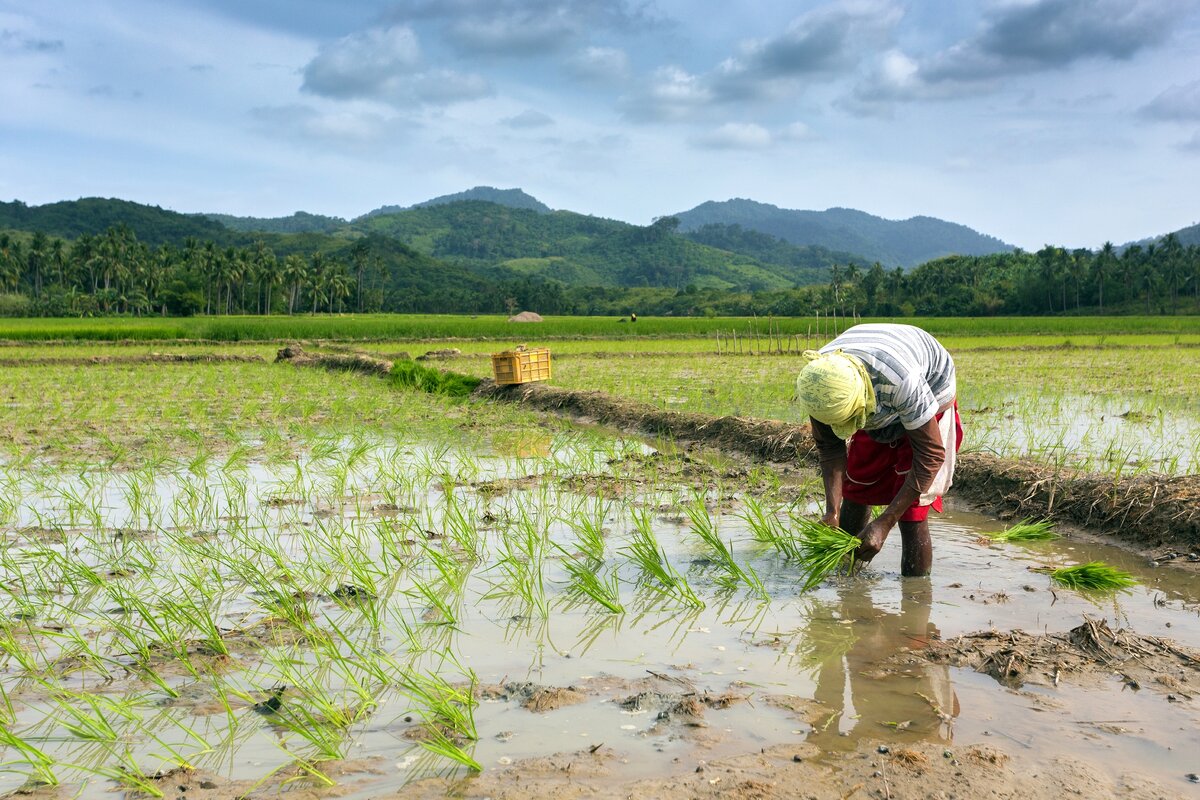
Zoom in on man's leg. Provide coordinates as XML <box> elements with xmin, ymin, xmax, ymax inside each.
<box><xmin>839</xmin><ymin>499</ymin><xmax>870</xmax><ymax>536</ymax></box>
<box><xmin>899</xmin><ymin>520</ymin><xmax>932</xmax><ymax>577</ymax></box>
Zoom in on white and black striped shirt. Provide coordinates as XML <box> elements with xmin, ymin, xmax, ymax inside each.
<box><xmin>820</xmin><ymin>323</ymin><xmax>956</xmax><ymax>433</ymax></box>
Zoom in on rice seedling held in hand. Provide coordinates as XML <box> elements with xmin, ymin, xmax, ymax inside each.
<box><xmin>791</xmin><ymin>519</ymin><xmax>861</xmax><ymax>592</ymax></box>
<box><xmin>1042</xmin><ymin>561</ymin><xmax>1137</xmax><ymax>592</ymax></box>
<box><xmin>984</xmin><ymin>519</ymin><xmax>1059</xmax><ymax>543</ymax></box>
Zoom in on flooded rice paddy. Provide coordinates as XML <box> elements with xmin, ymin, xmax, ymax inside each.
<box><xmin>1</xmin><ymin>423</ymin><xmax>1197</xmax><ymax>798</ymax></box>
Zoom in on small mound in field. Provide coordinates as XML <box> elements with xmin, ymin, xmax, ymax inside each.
<box><xmin>416</xmin><ymin>348</ymin><xmax>462</xmax><ymax>360</ymax></box>
<box><xmin>507</xmin><ymin>311</ymin><xmax>543</xmax><ymax>322</ymax></box>
<box><xmin>274</xmin><ymin>343</ymin><xmax>393</xmax><ymax>376</ymax></box>
<box><xmin>478</xmin><ymin>682</ymin><xmax>587</xmax><ymax>712</ymax></box>
<box><xmin>898</xmin><ymin>617</ymin><xmax>1200</xmax><ymax>694</ymax></box>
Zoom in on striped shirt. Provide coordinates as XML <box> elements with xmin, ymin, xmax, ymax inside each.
<box><xmin>820</xmin><ymin>324</ymin><xmax>956</xmax><ymax>435</ymax></box>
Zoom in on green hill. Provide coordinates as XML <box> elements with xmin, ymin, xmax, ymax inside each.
<box><xmin>673</xmin><ymin>198</ymin><xmax>1012</xmax><ymax>268</ymax></box>
<box><xmin>683</xmin><ymin>223</ymin><xmax>870</xmax><ymax>271</ymax></box>
<box><xmin>0</xmin><ymin>198</ymin><xmax>230</xmax><ymax>245</ymax></box>
<box><xmin>202</xmin><ymin>211</ymin><xmax>348</xmax><ymax>235</ymax></box>
<box><xmin>352</xmin><ymin>201</ymin><xmax>832</xmax><ymax>290</ymax></box>
<box><xmin>362</xmin><ymin>186</ymin><xmax>551</xmax><ymax>219</ymax></box>
<box><xmin>1125</xmin><ymin>220</ymin><xmax>1200</xmax><ymax>249</ymax></box>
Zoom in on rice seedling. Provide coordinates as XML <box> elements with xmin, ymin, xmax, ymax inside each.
<box><xmin>390</xmin><ymin>361</ymin><xmax>481</xmax><ymax>398</ymax></box>
<box><xmin>683</xmin><ymin>495</ymin><xmax>766</xmax><ymax>598</ymax></box>
<box><xmin>416</xmin><ymin>726</ymin><xmax>482</xmax><ymax>772</ymax></box>
<box><xmin>48</xmin><ymin>689</ymin><xmax>136</xmax><ymax>743</ymax></box>
<box><xmin>0</xmin><ymin>723</ymin><xmax>60</xmax><ymax>789</ymax></box>
<box><xmin>485</xmin><ymin>507</ymin><xmax>549</xmax><ymax>616</ymax></box>
<box><xmin>740</xmin><ymin>496</ymin><xmax>811</xmax><ymax>564</ymax></box>
<box><xmin>789</xmin><ymin>518</ymin><xmax>861</xmax><ymax>592</ymax></box>
<box><xmin>619</xmin><ymin>508</ymin><xmax>704</xmax><ymax>609</ymax></box>
<box><xmin>985</xmin><ymin>519</ymin><xmax>1059</xmax><ymax>543</ymax></box>
<box><xmin>553</xmin><ymin>543</ymin><xmax>624</xmax><ymax>614</ymax></box>
<box><xmin>84</xmin><ymin>746</ymin><xmax>166</xmax><ymax>799</ymax></box>
<box><xmin>397</xmin><ymin>660</ymin><xmax>478</xmax><ymax>742</ymax></box>
<box><xmin>565</xmin><ymin>499</ymin><xmax>609</xmax><ymax>562</ymax></box>
<box><xmin>1043</xmin><ymin>561</ymin><xmax>1138</xmax><ymax>592</ymax></box>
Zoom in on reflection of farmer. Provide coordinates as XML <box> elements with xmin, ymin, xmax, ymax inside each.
<box><xmin>809</xmin><ymin>580</ymin><xmax>959</xmax><ymax>748</ymax></box>
<box><xmin>796</xmin><ymin>324</ymin><xmax>962</xmax><ymax>576</ymax></box>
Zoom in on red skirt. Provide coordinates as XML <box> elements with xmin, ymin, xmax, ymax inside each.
<box><xmin>843</xmin><ymin>404</ymin><xmax>964</xmax><ymax>523</ymax></box>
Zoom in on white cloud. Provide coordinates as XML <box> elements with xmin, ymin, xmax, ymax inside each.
<box><xmin>567</xmin><ymin>45</ymin><xmax>631</xmax><ymax>82</ymax></box>
<box><xmin>303</xmin><ymin>26</ymin><xmax>421</xmax><ymax>98</ymax></box>
<box><xmin>502</xmin><ymin>109</ymin><xmax>555</xmax><ymax>128</ymax></box>
<box><xmin>780</xmin><ymin>121</ymin><xmax>815</xmax><ymax>141</ymax></box>
<box><xmin>693</xmin><ymin>122</ymin><xmax>772</xmax><ymax>150</ymax></box>
<box><xmin>620</xmin><ymin>65</ymin><xmax>713</xmax><ymax>121</ymax></box>
<box><xmin>302</xmin><ymin>25</ymin><xmax>492</xmax><ymax>107</ymax></box>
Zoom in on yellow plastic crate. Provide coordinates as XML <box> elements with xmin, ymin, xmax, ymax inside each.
<box><xmin>491</xmin><ymin>347</ymin><xmax>552</xmax><ymax>385</ymax></box>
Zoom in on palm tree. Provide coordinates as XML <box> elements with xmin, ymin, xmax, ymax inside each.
<box><xmin>49</xmin><ymin>237</ymin><xmax>68</xmax><ymax>288</ymax></box>
<box><xmin>1094</xmin><ymin>242</ymin><xmax>1115</xmax><ymax>312</ymax></box>
<box><xmin>253</xmin><ymin>241</ymin><xmax>279</xmax><ymax>315</ymax></box>
<box><xmin>309</xmin><ymin>251</ymin><xmax>326</xmax><ymax>314</ymax></box>
<box><xmin>327</xmin><ymin>266</ymin><xmax>351</xmax><ymax>313</ymax></box>
<box><xmin>283</xmin><ymin>254</ymin><xmax>306</xmax><ymax>315</ymax></box>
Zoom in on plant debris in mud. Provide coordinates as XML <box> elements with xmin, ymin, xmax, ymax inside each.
<box><xmin>479</xmin><ymin>682</ymin><xmax>588</xmax><ymax>713</ymax></box>
<box><xmin>901</xmin><ymin>617</ymin><xmax>1200</xmax><ymax>694</ymax></box>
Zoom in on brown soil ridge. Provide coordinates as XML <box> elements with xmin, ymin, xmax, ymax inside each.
<box><xmin>274</xmin><ymin>344</ymin><xmax>393</xmax><ymax>377</ymax></box>
<box><xmin>272</xmin><ymin>346</ymin><xmax>1200</xmax><ymax>553</ymax></box>
<box><xmin>0</xmin><ymin>353</ymin><xmax>265</xmax><ymax>367</ymax></box>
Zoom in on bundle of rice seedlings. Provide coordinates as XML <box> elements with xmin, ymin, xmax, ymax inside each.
<box><xmin>1046</xmin><ymin>561</ymin><xmax>1137</xmax><ymax>592</ymax></box>
<box><xmin>985</xmin><ymin>519</ymin><xmax>1059</xmax><ymax>543</ymax></box>
<box><xmin>794</xmin><ymin>519</ymin><xmax>861</xmax><ymax>592</ymax></box>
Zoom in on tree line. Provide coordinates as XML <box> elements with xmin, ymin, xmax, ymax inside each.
<box><xmin>0</xmin><ymin>224</ymin><xmax>1197</xmax><ymax>318</ymax></box>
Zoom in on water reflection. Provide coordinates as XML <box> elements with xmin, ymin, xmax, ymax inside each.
<box><xmin>806</xmin><ymin>579</ymin><xmax>959</xmax><ymax>751</ymax></box>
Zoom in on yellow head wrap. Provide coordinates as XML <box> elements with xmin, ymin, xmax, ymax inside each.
<box><xmin>795</xmin><ymin>350</ymin><xmax>876</xmax><ymax>440</ymax></box>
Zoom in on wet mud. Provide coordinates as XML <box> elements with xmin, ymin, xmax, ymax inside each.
<box><xmin>901</xmin><ymin>617</ymin><xmax>1200</xmax><ymax>696</ymax></box>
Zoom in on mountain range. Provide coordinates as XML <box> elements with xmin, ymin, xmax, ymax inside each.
<box><xmin>2</xmin><ymin>188</ymin><xmax>1193</xmax><ymax>295</ymax></box>
<box><xmin>672</xmin><ymin>199</ymin><xmax>1012</xmax><ymax>269</ymax></box>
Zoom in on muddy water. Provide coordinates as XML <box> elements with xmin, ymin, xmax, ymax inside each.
<box><xmin>371</xmin><ymin>504</ymin><xmax>1200</xmax><ymax>795</ymax></box>
<box><xmin>0</xmin><ymin>436</ymin><xmax>1198</xmax><ymax>798</ymax></box>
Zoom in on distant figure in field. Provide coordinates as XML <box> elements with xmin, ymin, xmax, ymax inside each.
<box><xmin>795</xmin><ymin>323</ymin><xmax>962</xmax><ymax>577</ymax></box>
<box><xmin>631</xmin><ymin>312</ymin><xmax>637</xmax><ymax>322</ymax></box>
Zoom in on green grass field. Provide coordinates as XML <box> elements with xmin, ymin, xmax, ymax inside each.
<box><xmin>2</xmin><ymin>314</ymin><xmax>1200</xmax><ymax>342</ymax></box>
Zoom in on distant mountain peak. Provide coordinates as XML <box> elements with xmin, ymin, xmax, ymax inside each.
<box><xmin>672</xmin><ymin>198</ymin><xmax>1012</xmax><ymax>269</ymax></box>
<box><xmin>361</xmin><ymin>186</ymin><xmax>551</xmax><ymax>219</ymax></box>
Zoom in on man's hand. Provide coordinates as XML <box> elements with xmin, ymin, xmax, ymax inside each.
<box><xmin>855</xmin><ymin>518</ymin><xmax>892</xmax><ymax>563</ymax></box>
<box><xmin>820</xmin><ymin>510</ymin><xmax>840</xmax><ymax>530</ymax></box>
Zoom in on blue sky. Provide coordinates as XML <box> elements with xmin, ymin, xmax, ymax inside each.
<box><xmin>1</xmin><ymin>0</ymin><xmax>1198</xmax><ymax>249</ymax></box>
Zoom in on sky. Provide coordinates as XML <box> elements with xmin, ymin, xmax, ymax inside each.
<box><xmin>1</xmin><ymin>0</ymin><xmax>1199</xmax><ymax>250</ymax></box>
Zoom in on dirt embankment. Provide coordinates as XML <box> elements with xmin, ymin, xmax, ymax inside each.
<box><xmin>274</xmin><ymin>344</ymin><xmax>393</xmax><ymax>377</ymax></box>
<box><xmin>273</xmin><ymin>346</ymin><xmax>1200</xmax><ymax>556</ymax></box>
<box><xmin>0</xmin><ymin>353</ymin><xmax>265</xmax><ymax>367</ymax></box>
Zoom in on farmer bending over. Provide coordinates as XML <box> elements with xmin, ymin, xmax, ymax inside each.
<box><xmin>796</xmin><ymin>323</ymin><xmax>962</xmax><ymax>576</ymax></box>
